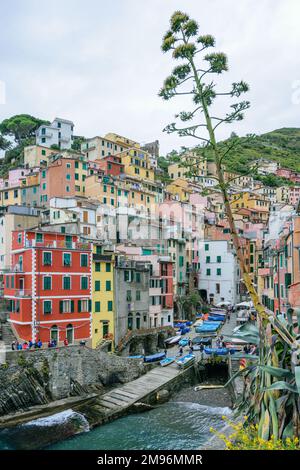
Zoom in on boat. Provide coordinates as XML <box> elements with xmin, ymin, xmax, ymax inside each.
<box><xmin>208</xmin><ymin>315</ymin><xmax>226</xmax><ymax>322</ymax></box>
<box><xmin>127</xmin><ymin>355</ymin><xmax>144</xmax><ymax>359</ymax></box>
<box><xmin>195</xmin><ymin>322</ymin><xmax>222</xmax><ymax>334</ymax></box>
<box><xmin>166</xmin><ymin>335</ymin><xmax>181</xmax><ymax>345</ymax></box>
<box><xmin>176</xmin><ymin>353</ymin><xmax>195</xmax><ymax>369</ymax></box>
<box><xmin>144</xmin><ymin>352</ymin><xmax>166</xmax><ymax>363</ymax></box>
<box><xmin>204</xmin><ymin>347</ymin><xmax>230</xmax><ymax>356</ymax></box>
<box><xmin>160</xmin><ymin>357</ymin><xmax>175</xmax><ymax>367</ymax></box>
<box><xmin>179</xmin><ymin>338</ymin><xmax>189</xmax><ymax>347</ymax></box>
<box><xmin>180</xmin><ymin>327</ymin><xmax>191</xmax><ymax>335</ymax></box>
<box><xmin>209</xmin><ymin>308</ymin><xmax>227</xmax><ymax>315</ymax></box>
<box><xmin>192</xmin><ymin>336</ymin><xmax>212</xmax><ymax>346</ymax></box>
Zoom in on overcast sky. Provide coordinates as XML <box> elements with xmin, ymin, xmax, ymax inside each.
<box><xmin>1</xmin><ymin>0</ymin><xmax>300</xmax><ymax>155</ymax></box>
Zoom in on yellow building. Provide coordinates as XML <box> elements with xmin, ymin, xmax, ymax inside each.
<box><xmin>24</xmin><ymin>145</ymin><xmax>57</xmax><ymax>168</ymax></box>
<box><xmin>105</xmin><ymin>133</ymin><xmax>139</xmax><ymax>149</ymax></box>
<box><xmin>118</xmin><ymin>148</ymin><xmax>155</xmax><ymax>182</ymax></box>
<box><xmin>0</xmin><ymin>185</ymin><xmax>22</xmax><ymax>206</ymax></box>
<box><xmin>92</xmin><ymin>244</ymin><xmax>115</xmax><ymax>350</ymax></box>
<box><xmin>224</xmin><ymin>171</ymin><xmax>254</xmax><ymax>188</ymax></box>
<box><xmin>168</xmin><ymin>152</ymin><xmax>207</xmax><ymax>181</ymax></box>
<box><xmin>85</xmin><ymin>174</ymin><xmax>117</xmax><ymax>206</ymax></box>
<box><xmin>230</xmin><ymin>191</ymin><xmax>270</xmax><ymax>223</ymax></box>
<box><xmin>117</xmin><ymin>178</ymin><xmax>156</xmax><ymax>212</ymax></box>
<box><xmin>166</xmin><ymin>178</ymin><xmax>193</xmax><ymax>202</ymax></box>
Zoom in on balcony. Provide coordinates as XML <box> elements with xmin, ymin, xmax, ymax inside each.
<box><xmin>24</xmin><ymin>240</ymin><xmax>90</xmax><ymax>250</ymax></box>
<box><xmin>93</xmin><ymin>253</ymin><xmax>113</xmax><ymax>262</ymax></box>
<box><xmin>0</xmin><ymin>264</ymin><xmax>24</xmax><ymax>273</ymax></box>
<box><xmin>14</xmin><ymin>289</ymin><xmax>32</xmax><ymax>298</ymax></box>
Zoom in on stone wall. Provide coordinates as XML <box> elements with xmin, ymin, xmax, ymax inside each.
<box><xmin>0</xmin><ymin>345</ymin><xmax>147</xmax><ymax>416</ymax></box>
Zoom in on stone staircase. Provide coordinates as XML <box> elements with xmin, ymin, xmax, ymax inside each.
<box><xmin>0</xmin><ymin>322</ymin><xmax>17</xmax><ymax>348</ymax></box>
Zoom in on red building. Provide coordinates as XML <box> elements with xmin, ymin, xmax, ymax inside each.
<box><xmin>96</xmin><ymin>156</ymin><xmax>124</xmax><ymax>177</ymax></box>
<box><xmin>3</xmin><ymin>229</ymin><xmax>92</xmax><ymax>345</ymax></box>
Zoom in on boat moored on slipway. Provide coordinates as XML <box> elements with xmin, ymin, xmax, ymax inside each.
<box><xmin>165</xmin><ymin>335</ymin><xmax>181</xmax><ymax>345</ymax></box>
<box><xmin>160</xmin><ymin>357</ymin><xmax>176</xmax><ymax>367</ymax></box>
<box><xmin>204</xmin><ymin>347</ymin><xmax>232</xmax><ymax>356</ymax></box>
<box><xmin>144</xmin><ymin>352</ymin><xmax>166</xmax><ymax>363</ymax></box>
<box><xmin>176</xmin><ymin>353</ymin><xmax>195</xmax><ymax>369</ymax></box>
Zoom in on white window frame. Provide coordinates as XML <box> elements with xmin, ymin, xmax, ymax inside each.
<box><xmin>81</xmin><ymin>276</ymin><xmax>89</xmax><ymax>290</ymax></box>
<box><xmin>80</xmin><ymin>253</ymin><xmax>88</xmax><ymax>267</ymax></box>
<box><xmin>63</xmin><ymin>252</ymin><xmax>72</xmax><ymax>267</ymax></box>
<box><xmin>62</xmin><ymin>275</ymin><xmax>72</xmax><ymax>290</ymax></box>
<box><xmin>62</xmin><ymin>299</ymin><xmax>72</xmax><ymax>313</ymax></box>
<box><xmin>43</xmin><ymin>299</ymin><xmax>52</xmax><ymax>315</ymax></box>
<box><xmin>43</xmin><ymin>251</ymin><xmax>52</xmax><ymax>266</ymax></box>
<box><xmin>43</xmin><ymin>275</ymin><xmax>52</xmax><ymax>290</ymax></box>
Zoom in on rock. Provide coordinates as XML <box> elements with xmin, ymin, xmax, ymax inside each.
<box><xmin>131</xmin><ymin>402</ymin><xmax>153</xmax><ymax>413</ymax></box>
<box><xmin>156</xmin><ymin>389</ymin><xmax>170</xmax><ymax>403</ymax></box>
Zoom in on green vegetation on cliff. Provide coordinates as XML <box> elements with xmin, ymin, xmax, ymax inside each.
<box><xmin>158</xmin><ymin>128</ymin><xmax>300</xmax><ymax>181</ymax></box>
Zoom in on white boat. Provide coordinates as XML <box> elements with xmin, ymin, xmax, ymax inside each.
<box><xmin>160</xmin><ymin>357</ymin><xmax>175</xmax><ymax>367</ymax></box>
<box><xmin>176</xmin><ymin>353</ymin><xmax>195</xmax><ymax>369</ymax></box>
<box><xmin>166</xmin><ymin>335</ymin><xmax>181</xmax><ymax>345</ymax></box>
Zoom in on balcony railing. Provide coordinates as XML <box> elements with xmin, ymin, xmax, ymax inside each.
<box><xmin>14</xmin><ymin>289</ymin><xmax>32</xmax><ymax>298</ymax></box>
<box><xmin>24</xmin><ymin>240</ymin><xmax>90</xmax><ymax>250</ymax></box>
<box><xmin>0</xmin><ymin>264</ymin><xmax>24</xmax><ymax>273</ymax></box>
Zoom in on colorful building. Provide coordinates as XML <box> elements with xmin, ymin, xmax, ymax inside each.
<box><xmin>91</xmin><ymin>244</ymin><xmax>115</xmax><ymax>349</ymax></box>
<box><xmin>40</xmin><ymin>153</ymin><xmax>88</xmax><ymax>205</ymax></box>
<box><xmin>3</xmin><ymin>229</ymin><xmax>91</xmax><ymax>344</ymax></box>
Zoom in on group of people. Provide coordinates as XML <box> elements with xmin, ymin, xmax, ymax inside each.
<box><xmin>12</xmin><ymin>339</ymin><xmax>42</xmax><ymax>350</ymax></box>
<box><xmin>12</xmin><ymin>337</ymin><xmax>70</xmax><ymax>351</ymax></box>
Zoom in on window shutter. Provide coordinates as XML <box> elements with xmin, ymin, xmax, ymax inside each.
<box><xmin>88</xmin><ymin>299</ymin><xmax>92</xmax><ymax>312</ymax></box>
<box><xmin>71</xmin><ymin>300</ymin><xmax>74</xmax><ymax>313</ymax></box>
<box><xmin>78</xmin><ymin>300</ymin><xmax>81</xmax><ymax>313</ymax></box>
<box><xmin>59</xmin><ymin>301</ymin><xmax>63</xmax><ymax>313</ymax></box>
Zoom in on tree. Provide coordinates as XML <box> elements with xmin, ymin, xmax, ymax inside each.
<box><xmin>175</xmin><ymin>290</ymin><xmax>201</xmax><ymax>320</ymax></box>
<box><xmin>0</xmin><ymin>114</ymin><xmax>49</xmax><ymax>145</ymax></box>
<box><xmin>160</xmin><ymin>10</ymin><xmax>300</xmax><ymax>440</ymax></box>
<box><xmin>0</xmin><ymin>135</ymin><xmax>11</xmax><ymax>151</ymax></box>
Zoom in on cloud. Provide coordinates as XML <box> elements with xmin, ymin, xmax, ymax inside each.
<box><xmin>0</xmin><ymin>0</ymin><xmax>300</xmax><ymax>154</ymax></box>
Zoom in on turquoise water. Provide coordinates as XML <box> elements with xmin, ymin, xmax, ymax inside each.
<box><xmin>0</xmin><ymin>389</ymin><xmax>232</xmax><ymax>450</ymax></box>
<box><xmin>47</xmin><ymin>401</ymin><xmax>231</xmax><ymax>450</ymax></box>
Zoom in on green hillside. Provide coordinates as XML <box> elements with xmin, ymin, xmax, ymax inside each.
<box><xmin>221</xmin><ymin>128</ymin><xmax>300</xmax><ymax>174</ymax></box>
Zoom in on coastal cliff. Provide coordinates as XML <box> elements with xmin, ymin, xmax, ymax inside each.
<box><xmin>0</xmin><ymin>346</ymin><xmax>147</xmax><ymax>417</ymax></box>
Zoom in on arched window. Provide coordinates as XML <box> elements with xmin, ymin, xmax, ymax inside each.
<box><xmin>66</xmin><ymin>324</ymin><xmax>74</xmax><ymax>344</ymax></box>
<box><xmin>136</xmin><ymin>312</ymin><xmax>141</xmax><ymax>330</ymax></box>
<box><xmin>50</xmin><ymin>325</ymin><xmax>58</xmax><ymax>343</ymax></box>
<box><xmin>128</xmin><ymin>313</ymin><xmax>133</xmax><ymax>331</ymax></box>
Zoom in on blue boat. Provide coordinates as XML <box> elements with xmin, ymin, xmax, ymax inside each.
<box><xmin>160</xmin><ymin>357</ymin><xmax>175</xmax><ymax>367</ymax></box>
<box><xmin>195</xmin><ymin>322</ymin><xmax>222</xmax><ymax>334</ymax></box>
<box><xmin>208</xmin><ymin>315</ymin><xmax>226</xmax><ymax>322</ymax></box>
<box><xmin>179</xmin><ymin>338</ymin><xmax>189</xmax><ymax>347</ymax></box>
<box><xmin>180</xmin><ymin>327</ymin><xmax>191</xmax><ymax>334</ymax></box>
<box><xmin>127</xmin><ymin>355</ymin><xmax>144</xmax><ymax>359</ymax></box>
<box><xmin>192</xmin><ymin>336</ymin><xmax>212</xmax><ymax>345</ymax></box>
<box><xmin>204</xmin><ymin>347</ymin><xmax>230</xmax><ymax>356</ymax></box>
<box><xmin>176</xmin><ymin>353</ymin><xmax>195</xmax><ymax>369</ymax></box>
<box><xmin>144</xmin><ymin>352</ymin><xmax>166</xmax><ymax>363</ymax></box>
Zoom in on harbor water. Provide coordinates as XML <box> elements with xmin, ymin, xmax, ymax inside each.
<box><xmin>0</xmin><ymin>385</ymin><xmax>232</xmax><ymax>450</ymax></box>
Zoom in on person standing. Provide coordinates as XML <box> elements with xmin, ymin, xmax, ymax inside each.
<box><xmin>11</xmin><ymin>341</ymin><xmax>16</xmax><ymax>351</ymax></box>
